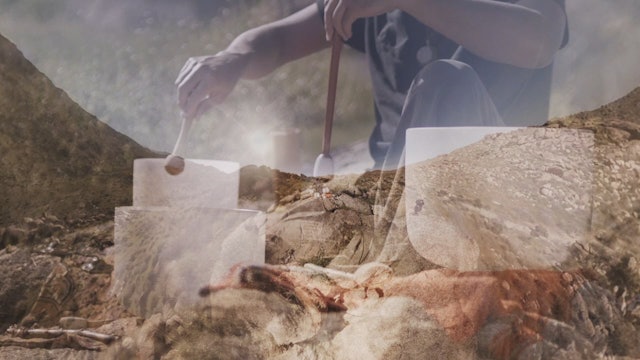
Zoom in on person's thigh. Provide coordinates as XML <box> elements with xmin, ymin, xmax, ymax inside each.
<box><xmin>381</xmin><ymin>59</ymin><xmax>504</xmax><ymax>170</ymax></box>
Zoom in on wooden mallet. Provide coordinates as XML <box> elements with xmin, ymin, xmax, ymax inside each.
<box><xmin>313</xmin><ymin>36</ymin><xmax>343</xmax><ymax>177</ymax></box>
<box><xmin>164</xmin><ymin>116</ymin><xmax>194</xmax><ymax>175</ymax></box>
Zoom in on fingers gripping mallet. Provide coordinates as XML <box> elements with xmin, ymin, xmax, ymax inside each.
<box><xmin>164</xmin><ymin>116</ymin><xmax>194</xmax><ymax>175</ymax></box>
<box><xmin>313</xmin><ymin>37</ymin><xmax>343</xmax><ymax>177</ymax></box>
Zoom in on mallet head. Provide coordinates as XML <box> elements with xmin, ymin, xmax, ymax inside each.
<box><xmin>313</xmin><ymin>153</ymin><xmax>334</xmax><ymax>177</ymax></box>
<box><xmin>164</xmin><ymin>154</ymin><xmax>185</xmax><ymax>175</ymax></box>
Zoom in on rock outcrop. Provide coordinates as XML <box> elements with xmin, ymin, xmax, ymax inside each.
<box><xmin>2</xmin><ymin>30</ymin><xmax>640</xmax><ymax>359</ymax></box>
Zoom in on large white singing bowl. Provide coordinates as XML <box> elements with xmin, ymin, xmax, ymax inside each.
<box><xmin>404</xmin><ymin>127</ymin><xmax>594</xmax><ymax>271</ymax></box>
<box><xmin>133</xmin><ymin>158</ymin><xmax>239</xmax><ymax>209</ymax></box>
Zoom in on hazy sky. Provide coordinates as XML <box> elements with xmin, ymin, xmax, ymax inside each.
<box><xmin>550</xmin><ymin>0</ymin><xmax>640</xmax><ymax>117</ymax></box>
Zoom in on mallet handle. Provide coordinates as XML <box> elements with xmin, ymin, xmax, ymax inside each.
<box><xmin>322</xmin><ymin>37</ymin><xmax>343</xmax><ymax>156</ymax></box>
<box><xmin>172</xmin><ymin>117</ymin><xmax>194</xmax><ymax>155</ymax></box>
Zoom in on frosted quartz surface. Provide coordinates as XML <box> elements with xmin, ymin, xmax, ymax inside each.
<box><xmin>405</xmin><ymin>127</ymin><xmax>521</xmax><ymax>166</ymax></box>
<box><xmin>133</xmin><ymin>158</ymin><xmax>239</xmax><ymax>209</ymax></box>
<box><xmin>113</xmin><ymin>207</ymin><xmax>265</xmax><ymax>318</ymax></box>
<box><xmin>405</xmin><ymin>127</ymin><xmax>594</xmax><ymax>270</ymax></box>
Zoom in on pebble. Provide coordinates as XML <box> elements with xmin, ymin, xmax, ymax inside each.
<box><xmin>82</xmin><ymin>261</ymin><xmax>95</xmax><ymax>272</ymax></box>
<box><xmin>539</xmin><ymin>185</ymin><xmax>553</xmax><ymax>197</ymax></box>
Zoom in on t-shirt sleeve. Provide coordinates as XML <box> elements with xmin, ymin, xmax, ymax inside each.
<box><xmin>315</xmin><ymin>0</ymin><xmax>366</xmax><ymax>53</ymax></box>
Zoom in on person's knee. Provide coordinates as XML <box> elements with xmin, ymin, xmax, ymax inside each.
<box><xmin>402</xmin><ymin>59</ymin><xmax>502</xmax><ymax>127</ymax></box>
<box><xmin>406</xmin><ymin>59</ymin><xmax>485</xmax><ymax>110</ymax></box>
<box><xmin>414</xmin><ymin>59</ymin><xmax>478</xmax><ymax>89</ymax></box>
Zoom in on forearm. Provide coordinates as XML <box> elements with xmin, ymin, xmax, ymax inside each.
<box><xmin>396</xmin><ymin>0</ymin><xmax>566</xmax><ymax>68</ymax></box>
<box><xmin>224</xmin><ymin>25</ymin><xmax>285</xmax><ymax>79</ymax></box>
<box><xmin>225</xmin><ymin>4</ymin><xmax>328</xmax><ymax>79</ymax></box>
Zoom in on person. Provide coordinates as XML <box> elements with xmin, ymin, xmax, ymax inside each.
<box><xmin>176</xmin><ymin>0</ymin><xmax>568</xmax><ymax>170</ymax></box>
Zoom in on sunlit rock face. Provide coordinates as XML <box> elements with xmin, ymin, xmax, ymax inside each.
<box><xmin>146</xmin><ymin>263</ymin><xmax>631</xmax><ymax>359</ymax></box>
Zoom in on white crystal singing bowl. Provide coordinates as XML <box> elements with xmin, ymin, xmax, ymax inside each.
<box><xmin>133</xmin><ymin>158</ymin><xmax>239</xmax><ymax>209</ymax></box>
<box><xmin>404</xmin><ymin>127</ymin><xmax>593</xmax><ymax>271</ymax></box>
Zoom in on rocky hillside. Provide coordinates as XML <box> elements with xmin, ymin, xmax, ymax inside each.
<box><xmin>0</xmin><ymin>33</ymin><xmax>156</xmax><ymax>227</ymax></box>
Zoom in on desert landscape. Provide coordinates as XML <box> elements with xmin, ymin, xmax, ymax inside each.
<box><xmin>1</xmin><ymin>12</ymin><xmax>640</xmax><ymax>360</ymax></box>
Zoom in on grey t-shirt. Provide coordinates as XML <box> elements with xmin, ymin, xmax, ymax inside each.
<box><xmin>316</xmin><ymin>1</ymin><xmax>569</xmax><ymax>163</ymax></box>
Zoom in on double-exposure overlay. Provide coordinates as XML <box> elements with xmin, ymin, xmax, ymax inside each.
<box><xmin>1</xmin><ymin>1</ymin><xmax>640</xmax><ymax>359</ymax></box>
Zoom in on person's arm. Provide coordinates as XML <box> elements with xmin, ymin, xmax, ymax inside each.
<box><xmin>400</xmin><ymin>0</ymin><xmax>567</xmax><ymax>69</ymax></box>
<box><xmin>226</xmin><ymin>4</ymin><xmax>330</xmax><ymax>79</ymax></box>
<box><xmin>324</xmin><ymin>0</ymin><xmax>566</xmax><ymax>69</ymax></box>
<box><xmin>177</xmin><ymin>4</ymin><xmax>328</xmax><ymax>121</ymax></box>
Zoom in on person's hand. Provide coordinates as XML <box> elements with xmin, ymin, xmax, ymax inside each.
<box><xmin>175</xmin><ymin>51</ymin><xmax>249</xmax><ymax>121</ymax></box>
<box><xmin>323</xmin><ymin>0</ymin><xmax>398</xmax><ymax>41</ymax></box>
